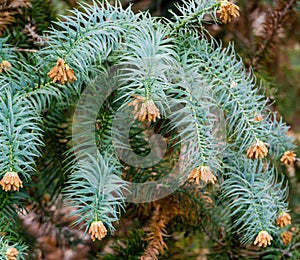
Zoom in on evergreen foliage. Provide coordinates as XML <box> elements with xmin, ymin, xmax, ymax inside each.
<box><xmin>0</xmin><ymin>0</ymin><xmax>298</xmax><ymax>258</ymax></box>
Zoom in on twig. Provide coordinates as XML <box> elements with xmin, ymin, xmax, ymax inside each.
<box><xmin>252</xmin><ymin>0</ymin><xmax>297</xmax><ymax>67</ymax></box>
<box><xmin>199</xmin><ymin>213</ymin><xmax>226</xmax><ymax>247</ymax></box>
<box><xmin>14</xmin><ymin>48</ymin><xmax>38</xmax><ymax>53</ymax></box>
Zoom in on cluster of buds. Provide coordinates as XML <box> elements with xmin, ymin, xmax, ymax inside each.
<box><xmin>88</xmin><ymin>221</ymin><xmax>107</xmax><ymax>241</ymax></box>
<box><xmin>275</xmin><ymin>212</ymin><xmax>292</xmax><ymax>228</ymax></box>
<box><xmin>280</xmin><ymin>151</ymin><xmax>297</xmax><ymax>166</ymax></box>
<box><xmin>217</xmin><ymin>0</ymin><xmax>240</xmax><ymax>24</ymax></box>
<box><xmin>253</xmin><ymin>115</ymin><xmax>264</xmax><ymax>122</ymax></box>
<box><xmin>47</xmin><ymin>58</ymin><xmax>77</xmax><ymax>85</ymax></box>
<box><xmin>246</xmin><ymin>139</ymin><xmax>268</xmax><ymax>159</ymax></box>
<box><xmin>254</xmin><ymin>231</ymin><xmax>273</xmax><ymax>247</ymax></box>
<box><xmin>128</xmin><ymin>94</ymin><xmax>160</xmax><ymax>122</ymax></box>
<box><xmin>280</xmin><ymin>231</ymin><xmax>292</xmax><ymax>246</ymax></box>
<box><xmin>0</xmin><ymin>60</ymin><xmax>12</xmax><ymax>73</ymax></box>
<box><xmin>188</xmin><ymin>166</ymin><xmax>217</xmax><ymax>185</ymax></box>
<box><xmin>276</xmin><ymin>212</ymin><xmax>293</xmax><ymax>246</ymax></box>
<box><xmin>0</xmin><ymin>172</ymin><xmax>23</xmax><ymax>192</ymax></box>
<box><xmin>255</xmin><ymin>213</ymin><xmax>292</xmax><ymax>248</ymax></box>
<box><xmin>6</xmin><ymin>247</ymin><xmax>18</xmax><ymax>260</ymax></box>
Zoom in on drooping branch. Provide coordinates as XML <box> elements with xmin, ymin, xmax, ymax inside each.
<box><xmin>252</xmin><ymin>0</ymin><xmax>297</xmax><ymax>67</ymax></box>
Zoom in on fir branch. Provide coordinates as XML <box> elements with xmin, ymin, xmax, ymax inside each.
<box><xmin>252</xmin><ymin>0</ymin><xmax>298</xmax><ymax>67</ymax></box>
<box><xmin>64</xmin><ymin>152</ymin><xmax>127</xmax><ymax>234</ymax></box>
<box><xmin>166</xmin><ymin>63</ymin><xmax>220</xmax><ymax>178</ymax></box>
<box><xmin>178</xmin><ymin>33</ymin><xmax>266</xmax><ymax>152</ymax></box>
<box><xmin>176</xmin><ymin>32</ymin><xmax>294</xmax><ymax>156</ymax></box>
<box><xmin>0</xmin><ymin>37</ymin><xmax>16</xmax><ymax>62</ymax></box>
<box><xmin>23</xmin><ymin>23</ymin><xmax>44</xmax><ymax>45</ymax></box>
<box><xmin>0</xmin><ymin>0</ymin><xmax>32</xmax><ymax>35</ymax></box>
<box><xmin>0</xmin><ymin>0</ymin><xmax>295</xmax><ymax>255</ymax></box>
<box><xmin>172</xmin><ymin>0</ymin><xmax>220</xmax><ymax>30</ymax></box>
<box><xmin>0</xmin><ymin>89</ymin><xmax>43</xmax><ymax>179</ymax></box>
<box><xmin>141</xmin><ymin>197</ymin><xmax>182</xmax><ymax>260</ymax></box>
<box><xmin>0</xmin><ymin>236</ymin><xmax>27</xmax><ymax>260</ymax></box>
<box><xmin>116</xmin><ymin>17</ymin><xmax>177</xmax><ymax>103</ymax></box>
<box><xmin>39</xmin><ymin>1</ymin><xmax>135</xmax><ymax>72</ymax></box>
<box><xmin>221</xmin><ymin>154</ymin><xmax>288</xmax><ymax>245</ymax></box>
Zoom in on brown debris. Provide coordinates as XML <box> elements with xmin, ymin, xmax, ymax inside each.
<box><xmin>0</xmin><ymin>0</ymin><xmax>32</xmax><ymax>35</ymax></box>
<box><xmin>141</xmin><ymin>197</ymin><xmax>182</xmax><ymax>260</ymax></box>
<box><xmin>200</xmin><ymin>191</ymin><xmax>214</xmax><ymax>207</ymax></box>
<box><xmin>23</xmin><ymin>24</ymin><xmax>44</xmax><ymax>44</ymax></box>
<box><xmin>20</xmin><ymin>199</ymin><xmax>90</xmax><ymax>259</ymax></box>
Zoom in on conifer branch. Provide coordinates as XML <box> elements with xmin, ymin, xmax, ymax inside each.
<box><xmin>0</xmin><ymin>0</ymin><xmax>32</xmax><ymax>35</ymax></box>
<box><xmin>0</xmin><ymin>0</ymin><xmax>296</xmax><ymax>256</ymax></box>
<box><xmin>252</xmin><ymin>0</ymin><xmax>297</xmax><ymax>67</ymax></box>
<box><xmin>141</xmin><ymin>197</ymin><xmax>182</xmax><ymax>260</ymax></box>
